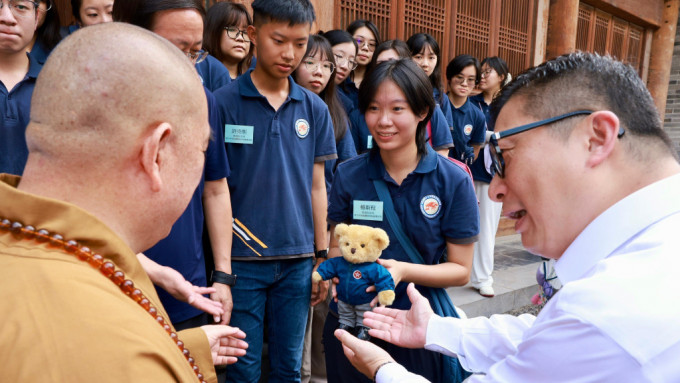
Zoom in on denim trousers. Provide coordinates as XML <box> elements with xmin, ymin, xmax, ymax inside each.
<box><xmin>226</xmin><ymin>257</ymin><xmax>313</xmax><ymax>383</ymax></box>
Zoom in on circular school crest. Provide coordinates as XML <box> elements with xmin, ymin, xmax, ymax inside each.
<box><xmin>464</xmin><ymin>124</ymin><xmax>473</xmax><ymax>136</ymax></box>
<box><xmin>353</xmin><ymin>270</ymin><xmax>363</xmax><ymax>280</ymax></box>
<box><xmin>295</xmin><ymin>118</ymin><xmax>310</xmax><ymax>138</ymax></box>
<box><xmin>420</xmin><ymin>195</ymin><xmax>442</xmax><ymax>219</ymax></box>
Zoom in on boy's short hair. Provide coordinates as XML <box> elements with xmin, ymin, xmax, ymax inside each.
<box><xmin>251</xmin><ymin>0</ymin><xmax>315</xmax><ymax>27</ymax></box>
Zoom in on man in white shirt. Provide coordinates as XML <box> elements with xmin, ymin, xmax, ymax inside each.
<box><xmin>335</xmin><ymin>52</ymin><xmax>680</xmax><ymax>382</ymax></box>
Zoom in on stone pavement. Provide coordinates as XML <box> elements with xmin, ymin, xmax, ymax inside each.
<box><xmin>447</xmin><ymin>234</ymin><xmax>545</xmax><ymax>318</ymax></box>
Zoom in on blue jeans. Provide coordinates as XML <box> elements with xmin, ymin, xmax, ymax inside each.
<box><xmin>226</xmin><ymin>257</ymin><xmax>313</xmax><ymax>383</ymax></box>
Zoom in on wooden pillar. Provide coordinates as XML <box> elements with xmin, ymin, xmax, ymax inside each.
<box><xmin>545</xmin><ymin>0</ymin><xmax>579</xmax><ymax>59</ymax></box>
<box><xmin>309</xmin><ymin>0</ymin><xmax>334</xmax><ymax>32</ymax></box>
<box><xmin>648</xmin><ymin>0</ymin><xmax>680</xmax><ymax>121</ymax></box>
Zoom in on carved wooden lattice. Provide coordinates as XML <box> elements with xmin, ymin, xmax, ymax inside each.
<box><xmin>574</xmin><ymin>2</ymin><xmax>645</xmax><ymax>73</ymax></box>
<box><xmin>335</xmin><ymin>0</ymin><xmax>536</xmax><ymax>77</ymax></box>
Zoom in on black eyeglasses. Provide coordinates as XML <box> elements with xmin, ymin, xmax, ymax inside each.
<box><xmin>225</xmin><ymin>26</ymin><xmax>250</xmax><ymax>42</ymax></box>
<box><xmin>488</xmin><ymin>110</ymin><xmax>625</xmax><ymax>178</ymax></box>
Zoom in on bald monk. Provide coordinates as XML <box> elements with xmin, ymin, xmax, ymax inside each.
<box><xmin>0</xmin><ymin>23</ymin><xmax>247</xmax><ymax>382</ymax></box>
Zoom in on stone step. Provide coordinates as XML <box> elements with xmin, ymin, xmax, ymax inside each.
<box><xmin>447</xmin><ymin>234</ymin><xmax>545</xmax><ymax>318</ymax></box>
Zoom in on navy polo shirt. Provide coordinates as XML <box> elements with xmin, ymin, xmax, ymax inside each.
<box><xmin>29</xmin><ymin>40</ymin><xmax>52</xmax><ymax>65</ymax></box>
<box><xmin>434</xmin><ymin>88</ymin><xmax>454</xmax><ymax>130</ymax></box>
<box><xmin>328</xmin><ymin>146</ymin><xmax>479</xmax><ymax>309</ymax></box>
<box><xmin>325</xmin><ymin>127</ymin><xmax>357</xmax><ymax>200</ymax></box>
<box><xmin>0</xmin><ymin>54</ymin><xmax>41</xmax><ymax>176</ymax></box>
<box><xmin>144</xmin><ymin>88</ymin><xmax>230</xmax><ymax>323</ymax></box>
<box><xmin>448</xmin><ymin>96</ymin><xmax>486</xmax><ymax>162</ymax></box>
<box><xmin>338</xmin><ymin>77</ymin><xmax>359</xmax><ymax>110</ymax></box>
<box><xmin>349</xmin><ymin>104</ymin><xmax>453</xmax><ymax>154</ymax></box>
<box><xmin>214</xmin><ymin>69</ymin><xmax>337</xmax><ymax>259</ymax></box>
<box><xmin>337</xmin><ymin>89</ymin><xmax>355</xmax><ymax>117</ymax></box>
<box><xmin>468</xmin><ymin>94</ymin><xmax>494</xmax><ymax>183</ymax></box>
<box><xmin>195</xmin><ymin>54</ymin><xmax>231</xmax><ymax>92</ymax></box>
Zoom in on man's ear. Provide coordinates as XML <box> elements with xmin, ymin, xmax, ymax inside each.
<box><xmin>584</xmin><ymin>111</ymin><xmax>620</xmax><ymax>168</ymax></box>
<box><xmin>139</xmin><ymin>122</ymin><xmax>172</xmax><ymax>193</ymax></box>
<box><xmin>247</xmin><ymin>25</ymin><xmax>257</xmax><ymax>48</ymax></box>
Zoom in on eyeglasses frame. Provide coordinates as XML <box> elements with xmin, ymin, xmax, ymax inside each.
<box><xmin>488</xmin><ymin>110</ymin><xmax>625</xmax><ymax>178</ymax></box>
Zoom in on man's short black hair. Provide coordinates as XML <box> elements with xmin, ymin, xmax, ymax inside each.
<box><xmin>490</xmin><ymin>52</ymin><xmax>676</xmax><ymax>159</ymax></box>
<box><xmin>114</xmin><ymin>0</ymin><xmax>205</xmax><ymax>30</ymax></box>
<box><xmin>251</xmin><ymin>0</ymin><xmax>315</xmax><ymax>27</ymax></box>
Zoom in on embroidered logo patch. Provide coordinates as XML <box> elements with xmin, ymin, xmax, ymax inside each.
<box><xmin>295</xmin><ymin>118</ymin><xmax>310</xmax><ymax>138</ymax></box>
<box><xmin>464</xmin><ymin>124</ymin><xmax>473</xmax><ymax>136</ymax></box>
<box><xmin>420</xmin><ymin>195</ymin><xmax>442</xmax><ymax>218</ymax></box>
<box><xmin>353</xmin><ymin>270</ymin><xmax>363</xmax><ymax>280</ymax></box>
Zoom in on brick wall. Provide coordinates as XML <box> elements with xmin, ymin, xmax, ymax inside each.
<box><xmin>664</xmin><ymin>15</ymin><xmax>680</xmax><ymax>155</ymax></box>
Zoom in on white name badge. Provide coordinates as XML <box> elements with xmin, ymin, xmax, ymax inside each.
<box><xmin>353</xmin><ymin>200</ymin><xmax>383</xmax><ymax>221</ymax></box>
<box><xmin>225</xmin><ymin>124</ymin><xmax>254</xmax><ymax>144</ymax></box>
<box><xmin>367</xmin><ymin>135</ymin><xmax>373</xmax><ymax>149</ymax></box>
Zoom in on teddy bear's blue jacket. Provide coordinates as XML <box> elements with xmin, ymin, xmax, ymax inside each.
<box><xmin>317</xmin><ymin>257</ymin><xmax>395</xmax><ymax>305</ymax></box>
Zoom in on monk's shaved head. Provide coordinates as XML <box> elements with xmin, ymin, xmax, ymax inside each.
<box><xmin>28</xmin><ymin>22</ymin><xmax>207</xmax><ymax>164</ymax></box>
<box><xmin>19</xmin><ymin>22</ymin><xmax>212</xmax><ymax>252</ymax></box>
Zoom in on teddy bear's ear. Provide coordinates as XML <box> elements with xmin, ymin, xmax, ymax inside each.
<box><xmin>372</xmin><ymin>227</ymin><xmax>390</xmax><ymax>251</ymax></box>
<box><xmin>334</xmin><ymin>223</ymin><xmax>348</xmax><ymax>240</ymax></box>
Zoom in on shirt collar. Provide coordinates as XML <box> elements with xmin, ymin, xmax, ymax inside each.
<box><xmin>238</xmin><ymin>68</ymin><xmax>303</xmax><ymax>101</ymax></box>
<box><xmin>556</xmin><ymin>172</ymin><xmax>680</xmax><ymax>284</ymax></box>
<box><xmin>26</xmin><ymin>53</ymin><xmax>42</xmax><ymax>79</ymax></box>
<box><xmin>366</xmin><ymin>145</ymin><xmax>439</xmax><ymax>181</ymax></box>
<box><xmin>449</xmin><ymin>96</ymin><xmax>470</xmax><ymax>114</ymax></box>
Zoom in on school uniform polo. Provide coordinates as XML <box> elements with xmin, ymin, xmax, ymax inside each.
<box><xmin>338</xmin><ymin>77</ymin><xmax>359</xmax><ymax>110</ymax></box>
<box><xmin>144</xmin><ymin>88</ymin><xmax>230</xmax><ymax>324</ymax></box>
<box><xmin>29</xmin><ymin>40</ymin><xmax>52</xmax><ymax>65</ymax></box>
<box><xmin>328</xmin><ymin>145</ymin><xmax>479</xmax><ymax>309</ymax></box>
<box><xmin>434</xmin><ymin>88</ymin><xmax>454</xmax><ymax>130</ymax></box>
<box><xmin>214</xmin><ymin>69</ymin><xmax>337</xmax><ymax>259</ymax></box>
<box><xmin>0</xmin><ymin>54</ymin><xmax>41</xmax><ymax>176</ymax></box>
<box><xmin>468</xmin><ymin>94</ymin><xmax>493</xmax><ymax>183</ymax></box>
<box><xmin>325</xmin><ymin>127</ymin><xmax>357</xmax><ymax>200</ymax></box>
<box><xmin>349</xmin><ymin>104</ymin><xmax>453</xmax><ymax>154</ymax></box>
<box><xmin>195</xmin><ymin>54</ymin><xmax>231</xmax><ymax>92</ymax></box>
<box><xmin>449</xmin><ymin>96</ymin><xmax>486</xmax><ymax>162</ymax></box>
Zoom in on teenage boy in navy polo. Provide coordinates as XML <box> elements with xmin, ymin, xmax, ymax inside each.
<box><xmin>0</xmin><ymin>0</ymin><xmax>41</xmax><ymax>175</ymax></box>
<box><xmin>213</xmin><ymin>0</ymin><xmax>337</xmax><ymax>382</ymax></box>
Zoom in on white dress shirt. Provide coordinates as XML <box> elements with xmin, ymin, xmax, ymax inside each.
<box><xmin>378</xmin><ymin>173</ymin><xmax>680</xmax><ymax>382</ymax></box>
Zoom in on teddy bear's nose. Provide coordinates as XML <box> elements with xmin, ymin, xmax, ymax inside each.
<box><xmin>351</xmin><ymin>248</ymin><xmax>356</xmax><ymax>254</ymax></box>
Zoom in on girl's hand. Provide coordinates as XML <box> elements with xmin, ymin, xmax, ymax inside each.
<box><xmin>367</xmin><ymin>258</ymin><xmax>405</xmax><ymax>307</ymax></box>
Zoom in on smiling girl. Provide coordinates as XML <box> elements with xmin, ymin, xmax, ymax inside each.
<box><xmin>322</xmin><ymin>59</ymin><xmax>477</xmax><ymax>383</ymax></box>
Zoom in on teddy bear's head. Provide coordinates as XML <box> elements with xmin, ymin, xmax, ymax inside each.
<box><xmin>334</xmin><ymin>223</ymin><xmax>390</xmax><ymax>264</ymax></box>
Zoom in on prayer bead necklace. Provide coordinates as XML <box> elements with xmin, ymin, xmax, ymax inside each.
<box><xmin>0</xmin><ymin>218</ymin><xmax>207</xmax><ymax>383</ymax></box>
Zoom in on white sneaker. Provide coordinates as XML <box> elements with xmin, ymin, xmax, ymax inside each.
<box><xmin>479</xmin><ymin>286</ymin><xmax>495</xmax><ymax>297</ymax></box>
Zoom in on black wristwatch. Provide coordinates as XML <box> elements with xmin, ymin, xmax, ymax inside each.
<box><xmin>315</xmin><ymin>249</ymin><xmax>328</xmax><ymax>259</ymax></box>
<box><xmin>211</xmin><ymin>270</ymin><xmax>237</xmax><ymax>286</ymax></box>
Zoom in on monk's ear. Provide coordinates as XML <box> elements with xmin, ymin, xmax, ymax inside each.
<box><xmin>139</xmin><ymin>122</ymin><xmax>172</xmax><ymax>192</ymax></box>
<box><xmin>584</xmin><ymin>111</ymin><xmax>620</xmax><ymax>168</ymax></box>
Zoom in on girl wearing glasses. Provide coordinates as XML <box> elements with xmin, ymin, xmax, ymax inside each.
<box><xmin>204</xmin><ymin>2</ymin><xmax>252</xmax><ymax>80</ymax></box>
<box><xmin>345</xmin><ymin>19</ymin><xmax>382</xmax><ymax>108</ymax></box>
<box><xmin>293</xmin><ymin>34</ymin><xmax>357</xmax><ymax>201</ymax></box>
<box><xmin>322</xmin><ymin>30</ymin><xmax>358</xmax><ymax>113</ymax></box>
<box><xmin>467</xmin><ymin>56</ymin><xmax>510</xmax><ymax>298</ymax></box>
<box><xmin>323</xmin><ymin>58</ymin><xmax>477</xmax><ymax>383</ymax></box>
<box><xmin>293</xmin><ymin>34</ymin><xmax>357</xmax><ymax>382</ymax></box>
<box><xmin>445</xmin><ymin>54</ymin><xmax>486</xmax><ymax>164</ymax></box>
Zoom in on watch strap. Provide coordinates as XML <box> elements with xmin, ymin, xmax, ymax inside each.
<box><xmin>211</xmin><ymin>270</ymin><xmax>237</xmax><ymax>286</ymax></box>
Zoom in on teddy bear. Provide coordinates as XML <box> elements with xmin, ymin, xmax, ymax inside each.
<box><xmin>312</xmin><ymin>223</ymin><xmax>395</xmax><ymax>340</ymax></box>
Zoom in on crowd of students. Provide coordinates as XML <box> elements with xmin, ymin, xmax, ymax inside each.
<box><xmin>0</xmin><ymin>0</ymin><xmax>514</xmax><ymax>382</ymax></box>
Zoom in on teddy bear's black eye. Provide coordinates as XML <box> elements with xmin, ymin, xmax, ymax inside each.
<box><xmin>361</xmin><ymin>244</ymin><xmax>365</xmax><ymax>248</ymax></box>
<box><xmin>345</xmin><ymin>242</ymin><xmax>350</xmax><ymax>246</ymax></box>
